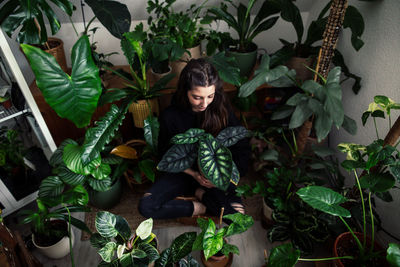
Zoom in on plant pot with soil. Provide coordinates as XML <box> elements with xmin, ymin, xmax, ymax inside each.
<box><xmin>205</xmin><ymin>0</ymin><xmax>281</xmax><ymax>77</ymax></box>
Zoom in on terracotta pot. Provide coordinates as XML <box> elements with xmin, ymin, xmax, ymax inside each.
<box><xmin>32</xmin><ymin>222</ymin><xmax>75</xmax><ymax>259</ymax></box>
<box><xmin>200</xmin><ymin>251</ymin><xmax>233</xmax><ymax>267</ymax></box>
<box><xmin>129</xmin><ymin>98</ymin><xmax>159</xmax><ymax>128</ymax></box>
<box><xmin>171</xmin><ymin>45</ymin><xmax>201</xmax><ymax>78</ymax></box>
<box><xmin>1</xmin><ymin>99</ymin><xmax>12</xmax><ymax>109</ymax></box>
<box><xmin>285</xmin><ymin>56</ymin><xmax>315</xmax><ymax>82</ymax></box>
<box><xmin>333</xmin><ymin>232</ymin><xmax>388</xmax><ymax>267</ymax></box>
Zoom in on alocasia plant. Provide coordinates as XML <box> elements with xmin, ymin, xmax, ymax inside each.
<box><xmin>157</xmin><ymin>126</ymin><xmax>249</xmax><ymax>191</ymax></box>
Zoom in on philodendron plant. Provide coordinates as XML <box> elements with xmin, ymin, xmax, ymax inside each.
<box><xmin>91</xmin><ymin>211</ymin><xmax>159</xmax><ymax>266</ymax></box>
<box><xmin>193</xmin><ymin>212</ymin><xmax>254</xmax><ymax>260</ymax></box>
<box><xmin>157</xmin><ymin>126</ymin><xmax>249</xmax><ymax>191</ymax></box>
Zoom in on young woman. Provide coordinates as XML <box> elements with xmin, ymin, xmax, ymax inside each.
<box><xmin>138</xmin><ymin>58</ymin><xmax>250</xmax><ymax>219</ymax></box>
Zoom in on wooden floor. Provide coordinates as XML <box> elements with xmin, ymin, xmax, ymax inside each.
<box><xmin>21</xmin><ymin>212</ymin><xmax>316</xmax><ymax>267</ymax></box>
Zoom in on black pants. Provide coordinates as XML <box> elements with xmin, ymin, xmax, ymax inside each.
<box><xmin>138</xmin><ymin>172</ymin><xmax>243</xmax><ymax>219</ymax></box>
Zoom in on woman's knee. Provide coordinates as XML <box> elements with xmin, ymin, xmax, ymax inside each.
<box><xmin>138</xmin><ymin>193</ymin><xmax>157</xmax><ymax>218</ymax></box>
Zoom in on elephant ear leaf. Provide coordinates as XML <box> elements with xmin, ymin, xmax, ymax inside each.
<box><xmin>216</xmin><ymin>126</ymin><xmax>248</xmax><ymax>147</ymax></box>
<box><xmin>157</xmin><ymin>144</ymin><xmax>197</xmax><ymax>172</ymax></box>
<box><xmin>95</xmin><ymin>211</ymin><xmax>131</xmax><ymax>240</ymax></box>
<box><xmin>21</xmin><ymin>35</ymin><xmax>102</xmax><ymax>128</ymax></box>
<box><xmin>198</xmin><ymin>138</ymin><xmax>234</xmax><ymax>191</ymax></box>
<box><xmin>81</xmin><ymin>102</ymin><xmax>131</xmax><ymax>165</ymax></box>
<box><xmin>171</xmin><ymin>128</ymin><xmax>205</xmax><ymax>144</ymax></box>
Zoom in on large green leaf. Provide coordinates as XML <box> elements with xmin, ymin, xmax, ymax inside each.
<box><xmin>170</xmin><ymin>232</ymin><xmax>196</xmax><ymax>263</ymax></box>
<box><xmin>280</xmin><ymin>0</ymin><xmax>303</xmax><ymax>44</ymax></box>
<box><xmin>267</xmin><ymin>225</ymin><xmax>290</xmax><ymax>242</ymax></box>
<box><xmin>387</xmin><ymin>243</ymin><xmax>400</xmax><ymax>267</ymax></box>
<box><xmin>267</xmin><ymin>243</ymin><xmax>300</xmax><ymax>267</ymax></box>
<box><xmin>138</xmin><ymin>159</ymin><xmax>156</xmax><ymax>183</ymax></box>
<box><xmin>157</xmin><ymin>144</ymin><xmax>197</xmax><ymax>173</ymax></box>
<box><xmin>21</xmin><ymin>35</ymin><xmax>102</xmax><ymax>128</ymax></box>
<box><xmin>49</xmin><ymin>139</ymin><xmax>77</xmax><ymax>167</ymax></box>
<box><xmin>289</xmin><ymin>100</ymin><xmax>313</xmax><ymax>129</ymax></box>
<box><xmin>95</xmin><ymin>211</ymin><xmax>131</xmax><ymax>239</ymax></box>
<box><xmin>198</xmin><ymin>138</ymin><xmax>234</xmax><ymax>191</ymax></box>
<box><xmin>98</xmin><ymin>242</ymin><xmax>117</xmax><ymax>263</ymax></box>
<box><xmin>63</xmin><ymin>143</ymin><xmax>102</xmax><ymax>176</ymax></box>
<box><xmin>209</xmin><ymin>52</ymin><xmax>241</xmax><ymax>86</ymax></box>
<box><xmin>216</xmin><ymin>126</ymin><xmax>248</xmax><ymax>147</ymax></box>
<box><xmin>38</xmin><ymin>176</ymin><xmax>64</xmax><ymax>197</ymax></box>
<box><xmin>360</xmin><ymin>172</ymin><xmax>395</xmax><ymax>193</ymax></box>
<box><xmin>171</xmin><ymin>129</ymin><xmax>205</xmax><ymax>145</ymax></box>
<box><xmin>87</xmin><ymin>176</ymin><xmax>112</xmax><ymax>192</ymax></box>
<box><xmin>324</xmin><ymin>67</ymin><xmax>344</xmax><ymax>127</ymax></box>
<box><xmin>137</xmin><ymin>242</ymin><xmax>159</xmax><ymax>263</ymax></box>
<box><xmin>223</xmin><ymin>213</ymin><xmax>254</xmax><ymax>237</ymax></box>
<box><xmin>84</xmin><ymin>0</ymin><xmax>131</xmax><ymax>39</ymax></box>
<box><xmin>58</xmin><ymin>165</ymin><xmax>87</xmax><ymax>186</ymax></box>
<box><xmin>203</xmin><ymin>219</ymin><xmax>224</xmax><ymax>260</ymax></box>
<box><xmin>81</xmin><ymin>102</ymin><xmax>131</xmax><ymax>165</ymax></box>
<box><xmin>297</xmin><ymin>186</ymin><xmax>351</xmax><ymax>217</ymax></box>
<box><xmin>221</xmin><ymin>243</ymin><xmax>239</xmax><ymax>257</ymax></box>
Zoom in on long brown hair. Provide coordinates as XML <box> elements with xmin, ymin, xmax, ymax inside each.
<box><xmin>175</xmin><ymin>58</ymin><xmax>230</xmax><ymax>135</ymax></box>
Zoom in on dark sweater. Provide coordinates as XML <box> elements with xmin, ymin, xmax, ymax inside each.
<box><xmin>158</xmin><ymin>105</ymin><xmax>251</xmax><ymax>176</ymax></box>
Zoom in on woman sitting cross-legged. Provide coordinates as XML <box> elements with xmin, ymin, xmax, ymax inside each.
<box><xmin>138</xmin><ymin>58</ymin><xmax>250</xmax><ymax>220</ymax></box>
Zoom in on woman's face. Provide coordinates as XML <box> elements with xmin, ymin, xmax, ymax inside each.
<box><xmin>187</xmin><ymin>85</ymin><xmax>215</xmax><ymax>112</ymax></box>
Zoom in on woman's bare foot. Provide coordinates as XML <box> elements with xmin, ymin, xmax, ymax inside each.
<box><xmin>192</xmin><ymin>201</ymin><xmax>206</xmax><ymax>216</ymax></box>
<box><xmin>195</xmin><ymin>187</ymin><xmax>205</xmax><ymax>201</ymax></box>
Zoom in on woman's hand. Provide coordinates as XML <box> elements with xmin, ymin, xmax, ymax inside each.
<box><xmin>184</xmin><ymin>168</ymin><xmax>215</xmax><ymax>188</ymax></box>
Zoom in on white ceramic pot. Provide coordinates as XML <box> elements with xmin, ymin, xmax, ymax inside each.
<box><xmin>32</xmin><ymin>227</ymin><xmax>75</xmax><ymax>259</ymax></box>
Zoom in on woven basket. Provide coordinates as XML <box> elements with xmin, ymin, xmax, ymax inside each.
<box><xmin>45</xmin><ymin>37</ymin><xmax>68</xmax><ymax>73</ymax></box>
<box><xmin>129</xmin><ymin>98</ymin><xmax>159</xmax><ymax>128</ymax></box>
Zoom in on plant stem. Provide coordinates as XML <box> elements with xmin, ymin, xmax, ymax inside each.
<box><xmin>339</xmin><ymin>216</ymin><xmax>364</xmax><ymax>254</ymax></box>
<box><xmin>389</xmin><ymin>114</ymin><xmax>392</xmax><ymax>129</ymax></box>
<box><xmin>373</xmin><ymin>117</ymin><xmax>379</xmax><ymax>139</ymax></box>
<box><xmin>68</xmin><ymin>16</ymin><xmax>79</xmax><ymax>37</ymax></box>
<box><xmin>64</xmin><ymin>205</ymin><xmax>75</xmax><ymax>267</ymax></box>
<box><xmin>282</xmin><ymin>131</ymin><xmax>295</xmax><ymax>157</ymax></box>
<box><xmin>368</xmin><ymin>192</ymin><xmax>375</xmax><ymax>254</ymax></box>
<box><xmin>354</xmin><ymin>170</ymin><xmax>367</xmax><ymax>249</ymax></box>
<box><xmin>354</xmin><ymin>170</ymin><xmax>367</xmax><ymax>248</ymax></box>
<box><xmin>299</xmin><ymin>256</ymin><xmax>354</xmax><ymax>262</ymax></box>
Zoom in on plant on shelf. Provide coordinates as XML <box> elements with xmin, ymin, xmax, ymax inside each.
<box><xmin>90</xmin><ymin>211</ymin><xmax>159</xmax><ymax>266</ymax></box>
<box><xmin>205</xmin><ymin>0</ymin><xmax>281</xmax><ymax>76</ymax></box>
<box><xmin>271</xmin><ymin>0</ymin><xmax>379</xmax><ymax>93</ymax></box>
<box><xmin>155</xmin><ymin>231</ymin><xmax>198</xmax><ymax>267</ymax></box>
<box><xmin>265</xmin><ymin>95</ymin><xmax>400</xmax><ymax>266</ymax></box>
<box><xmin>146</xmin><ymin>0</ymin><xmax>208</xmax><ymax>71</ymax></box>
<box><xmin>0</xmin><ymin>127</ymin><xmax>26</xmax><ymax>177</ymax></box>
<box><xmin>157</xmin><ymin>126</ymin><xmax>249</xmax><ymax>191</ymax></box>
<box><xmin>192</xmin><ymin>212</ymin><xmax>254</xmax><ymax>263</ymax></box>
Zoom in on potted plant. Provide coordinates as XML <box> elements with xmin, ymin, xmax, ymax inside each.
<box><xmin>265</xmin><ymin>95</ymin><xmax>400</xmax><ymax>266</ymax></box>
<box><xmin>0</xmin><ymin>127</ymin><xmax>26</xmax><ymax>178</ymax></box>
<box><xmin>157</xmin><ymin>126</ymin><xmax>249</xmax><ymax>191</ymax></box>
<box><xmin>206</xmin><ymin>0</ymin><xmax>281</xmax><ymax>77</ymax></box>
<box><xmin>155</xmin><ymin>231</ymin><xmax>198</xmax><ymax>267</ymax></box>
<box><xmin>19</xmin><ymin>183</ymin><xmax>90</xmax><ymax>261</ymax></box>
<box><xmin>147</xmin><ymin>0</ymin><xmax>208</xmax><ymax>76</ymax></box>
<box><xmin>192</xmin><ymin>212</ymin><xmax>254</xmax><ymax>266</ymax></box>
<box><xmin>271</xmin><ymin>0</ymin><xmax>378</xmax><ymax>93</ymax></box>
<box><xmin>0</xmin><ymin>92</ymin><xmax>12</xmax><ymax>109</ymax></box>
<box><xmin>90</xmin><ymin>211</ymin><xmax>159</xmax><ymax>266</ymax></box>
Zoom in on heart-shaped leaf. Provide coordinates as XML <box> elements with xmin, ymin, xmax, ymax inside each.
<box><xmin>95</xmin><ymin>211</ymin><xmax>131</xmax><ymax>239</ymax></box>
<box><xmin>157</xmin><ymin>144</ymin><xmax>196</xmax><ymax>173</ymax></box>
<box><xmin>171</xmin><ymin>129</ymin><xmax>205</xmax><ymax>144</ymax></box>
<box><xmin>21</xmin><ymin>35</ymin><xmax>102</xmax><ymax>128</ymax></box>
<box><xmin>136</xmin><ymin>218</ymin><xmax>153</xmax><ymax>240</ymax></box>
<box><xmin>297</xmin><ymin>186</ymin><xmax>351</xmax><ymax>217</ymax></box>
<box><xmin>38</xmin><ymin>176</ymin><xmax>64</xmax><ymax>197</ymax></box>
<box><xmin>98</xmin><ymin>242</ymin><xmax>117</xmax><ymax>263</ymax></box>
<box><xmin>216</xmin><ymin>126</ymin><xmax>248</xmax><ymax>147</ymax></box>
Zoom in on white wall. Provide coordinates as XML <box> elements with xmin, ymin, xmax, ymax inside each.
<box><xmin>308</xmin><ymin>0</ymin><xmax>400</xmax><ymax>243</ymax></box>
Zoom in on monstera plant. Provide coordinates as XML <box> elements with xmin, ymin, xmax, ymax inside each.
<box><xmin>157</xmin><ymin>126</ymin><xmax>249</xmax><ymax>191</ymax></box>
<box><xmin>21</xmin><ymin>35</ymin><xmax>102</xmax><ymax>128</ymax></box>
<box><xmin>90</xmin><ymin>211</ymin><xmax>159</xmax><ymax>266</ymax></box>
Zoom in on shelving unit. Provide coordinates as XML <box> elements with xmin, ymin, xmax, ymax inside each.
<box><xmin>0</xmin><ymin>30</ymin><xmax>57</xmax><ymax>216</ymax></box>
